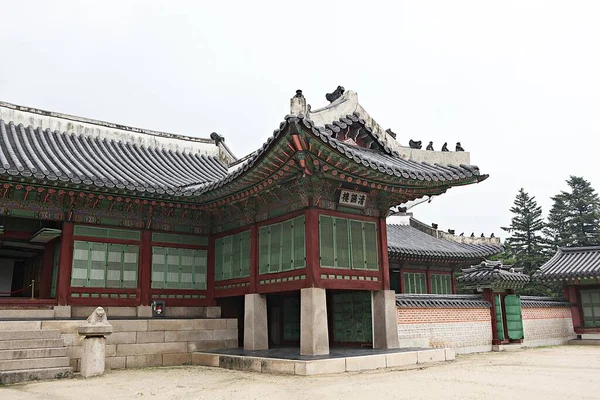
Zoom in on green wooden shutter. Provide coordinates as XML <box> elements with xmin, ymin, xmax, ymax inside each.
<box><xmin>231</xmin><ymin>233</ymin><xmax>242</xmax><ymax>278</ymax></box>
<box><xmin>240</xmin><ymin>231</ymin><xmax>251</xmax><ymax>277</ymax></box>
<box><xmin>71</xmin><ymin>241</ymin><xmax>90</xmax><ymax>287</ymax></box>
<box><xmin>166</xmin><ymin>248</ymin><xmax>180</xmax><ymax>288</ymax></box>
<box><xmin>121</xmin><ymin>245</ymin><xmax>139</xmax><ymax>288</ymax></box>
<box><xmin>214</xmin><ymin>238</ymin><xmax>223</xmax><ymax>281</ymax></box>
<box><xmin>194</xmin><ymin>250</ymin><xmax>207</xmax><ymax>290</ymax></box>
<box><xmin>281</xmin><ymin>220</ymin><xmax>294</xmax><ymax>272</ymax></box>
<box><xmin>505</xmin><ymin>295</ymin><xmax>524</xmax><ymax>340</ymax></box>
<box><xmin>151</xmin><ymin>247</ymin><xmax>166</xmax><ymax>288</ymax></box>
<box><xmin>581</xmin><ymin>290</ymin><xmax>600</xmax><ymax>328</ymax></box>
<box><xmin>293</xmin><ymin>216</ymin><xmax>305</xmax><ymax>269</ymax></box>
<box><xmin>259</xmin><ymin>226</ymin><xmax>270</xmax><ymax>274</ymax></box>
<box><xmin>319</xmin><ymin>215</ymin><xmax>335</xmax><ymax>268</ymax></box>
<box><xmin>335</xmin><ymin>218</ymin><xmax>350</xmax><ymax>269</ymax></box>
<box><xmin>222</xmin><ymin>235</ymin><xmax>233</xmax><ymax>280</ymax></box>
<box><xmin>89</xmin><ymin>242</ymin><xmax>107</xmax><ymax>287</ymax></box>
<box><xmin>269</xmin><ymin>223</ymin><xmax>282</xmax><ymax>273</ymax></box>
<box><xmin>106</xmin><ymin>244</ymin><xmax>123</xmax><ymax>288</ymax></box>
<box><xmin>363</xmin><ymin>222</ymin><xmax>378</xmax><ymax>270</ymax></box>
<box><xmin>179</xmin><ymin>249</ymin><xmax>194</xmax><ymax>289</ymax></box>
<box><xmin>51</xmin><ymin>241</ymin><xmax>60</xmax><ymax>297</ymax></box>
<box><xmin>495</xmin><ymin>295</ymin><xmax>505</xmax><ymax>341</ymax></box>
<box><xmin>350</xmin><ymin>220</ymin><xmax>365</xmax><ymax>270</ymax></box>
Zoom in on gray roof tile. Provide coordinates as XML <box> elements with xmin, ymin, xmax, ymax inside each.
<box><xmin>534</xmin><ymin>246</ymin><xmax>600</xmax><ymax>281</ymax></box>
<box><xmin>458</xmin><ymin>260</ymin><xmax>530</xmax><ymax>288</ymax></box>
<box><xmin>396</xmin><ymin>294</ymin><xmax>490</xmax><ymax>308</ymax></box>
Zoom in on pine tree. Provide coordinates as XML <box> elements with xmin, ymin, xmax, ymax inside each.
<box><xmin>545</xmin><ymin>176</ymin><xmax>600</xmax><ymax>248</ymax></box>
<box><xmin>501</xmin><ymin>188</ymin><xmax>547</xmax><ymax>276</ymax></box>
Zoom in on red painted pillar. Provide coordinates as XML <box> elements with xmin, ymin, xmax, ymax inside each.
<box><xmin>138</xmin><ymin>230</ymin><xmax>152</xmax><ymax>306</ymax></box>
<box><xmin>207</xmin><ymin>235</ymin><xmax>216</xmax><ymax>305</ymax></box>
<box><xmin>40</xmin><ymin>239</ymin><xmax>56</xmax><ymax>299</ymax></box>
<box><xmin>565</xmin><ymin>285</ymin><xmax>582</xmax><ymax>329</ymax></box>
<box><xmin>305</xmin><ymin>208</ymin><xmax>320</xmax><ymax>288</ymax></box>
<box><xmin>378</xmin><ymin>217</ymin><xmax>390</xmax><ymax>290</ymax></box>
<box><xmin>482</xmin><ymin>288</ymin><xmax>499</xmax><ymax>344</ymax></box>
<box><xmin>425</xmin><ymin>268</ymin><xmax>432</xmax><ymax>294</ymax></box>
<box><xmin>56</xmin><ymin>222</ymin><xmax>74</xmax><ymax>306</ymax></box>
<box><xmin>249</xmin><ymin>224</ymin><xmax>258</xmax><ymax>293</ymax></box>
<box><xmin>451</xmin><ymin>271</ymin><xmax>457</xmax><ymax>294</ymax></box>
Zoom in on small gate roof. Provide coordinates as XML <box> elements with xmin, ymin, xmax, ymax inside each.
<box><xmin>534</xmin><ymin>246</ymin><xmax>600</xmax><ymax>282</ymax></box>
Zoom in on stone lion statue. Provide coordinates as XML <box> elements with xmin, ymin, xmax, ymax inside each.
<box><xmin>85</xmin><ymin>307</ymin><xmax>110</xmax><ymax>326</ymax></box>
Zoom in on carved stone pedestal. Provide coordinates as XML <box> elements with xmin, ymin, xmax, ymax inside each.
<box><xmin>78</xmin><ymin>307</ymin><xmax>113</xmax><ymax>378</ymax></box>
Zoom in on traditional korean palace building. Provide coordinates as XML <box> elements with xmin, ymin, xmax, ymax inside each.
<box><xmin>0</xmin><ymin>87</ymin><xmax>492</xmax><ymax>360</ymax></box>
<box><xmin>535</xmin><ymin>246</ymin><xmax>600</xmax><ymax>334</ymax></box>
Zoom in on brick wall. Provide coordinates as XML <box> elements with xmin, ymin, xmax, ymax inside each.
<box><xmin>41</xmin><ymin>318</ymin><xmax>238</xmax><ymax>371</ymax></box>
<box><xmin>397</xmin><ymin>307</ymin><xmax>493</xmax><ymax>354</ymax></box>
<box><xmin>522</xmin><ymin>306</ymin><xmax>575</xmax><ymax>346</ymax></box>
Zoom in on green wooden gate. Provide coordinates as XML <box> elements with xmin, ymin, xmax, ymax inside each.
<box><xmin>332</xmin><ymin>291</ymin><xmax>373</xmax><ymax>344</ymax></box>
<box><xmin>505</xmin><ymin>295</ymin><xmax>524</xmax><ymax>340</ymax></box>
<box><xmin>494</xmin><ymin>295</ymin><xmax>505</xmax><ymax>341</ymax></box>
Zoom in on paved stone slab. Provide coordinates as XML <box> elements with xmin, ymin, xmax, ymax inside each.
<box><xmin>106</xmin><ymin>332</ymin><xmax>136</xmax><ymax>345</ymax></box>
<box><xmin>0</xmin><ymin>356</ymin><xmax>70</xmax><ymax>372</ymax></box>
<box><xmin>386</xmin><ymin>351</ymin><xmax>418</xmax><ymax>367</ymax></box>
<box><xmin>0</xmin><ymin>366</ymin><xmax>72</xmax><ymax>385</ymax></box>
<box><xmin>164</xmin><ymin>330</ymin><xmax>214</xmax><ymax>342</ymax></box>
<box><xmin>0</xmin><ymin>329</ymin><xmax>61</xmax><ymax>341</ymax></box>
<box><xmin>261</xmin><ymin>359</ymin><xmax>295</xmax><ymax>374</ymax></box>
<box><xmin>148</xmin><ymin>320</ymin><xmax>195</xmax><ymax>331</ymax></box>
<box><xmin>105</xmin><ymin>356</ymin><xmax>126</xmax><ymax>370</ymax></box>
<box><xmin>136</xmin><ymin>331</ymin><xmax>165</xmax><ymax>344</ymax></box>
<box><xmin>110</xmin><ymin>320</ymin><xmax>148</xmax><ymax>332</ymax></box>
<box><xmin>126</xmin><ymin>354</ymin><xmax>162</xmax><ymax>368</ymax></box>
<box><xmin>116</xmin><ymin>342</ymin><xmax>188</xmax><ymax>356</ymax></box>
<box><xmin>295</xmin><ymin>359</ymin><xmax>346</xmax><ymax>375</ymax></box>
<box><xmin>192</xmin><ymin>353</ymin><xmax>220</xmax><ymax>367</ymax></box>
<box><xmin>417</xmin><ymin>349</ymin><xmax>446</xmax><ymax>364</ymax></box>
<box><xmin>0</xmin><ymin>347</ymin><xmax>67</xmax><ymax>360</ymax></box>
<box><xmin>163</xmin><ymin>353</ymin><xmax>192</xmax><ymax>366</ymax></box>
<box><xmin>219</xmin><ymin>355</ymin><xmax>262</xmax><ymax>372</ymax></box>
<box><xmin>345</xmin><ymin>355</ymin><xmax>387</xmax><ymax>372</ymax></box>
<box><xmin>194</xmin><ymin>319</ymin><xmax>227</xmax><ymax>330</ymax></box>
<box><xmin>0</xmin><ymin>321</ymin><xmax>42</xmax><ymax>331</ymax></box>
<box><xmin>445</xmin><ymin>348</ymin><xmax>456</xmax><ymax>361</ymax></box>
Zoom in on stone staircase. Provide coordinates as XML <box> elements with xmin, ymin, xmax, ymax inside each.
<box><xmin>0</xmin><ymin>329</ymin><xmax>73</xmax><ymax>384</ymax></box>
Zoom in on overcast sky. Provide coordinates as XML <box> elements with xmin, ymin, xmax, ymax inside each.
<box><xmin>2</xmin><ymin>0</ymin><xmax>599</xmax><ymax>239</ymax></box>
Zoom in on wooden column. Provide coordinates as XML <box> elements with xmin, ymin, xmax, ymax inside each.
<box><xmin>425</xmin><ymin>268</ymin><xmax>432</xmax><ymax>294</ymax></box>
<box><xmin>305</xmin><ymin>208</ymin><xmax>320</xmax><ymax>288</ymax></box>
<box><xmin>249</xmin><ymin>224</ymin><xmax>258</xmax><ymax>293</ymax></box>
<box><xmin>56</xmin><ymin>222</ymin><xmax>74</xmax><ymax>306</ymax></box>
<box><xmin>40</xmin><ymin>239</ymin><xmax>56</xmax><ymax>299</ymax></box>
<box><xmin>138</xmin><ymin>230</ymin><xmax>152</xmax><ymax>306</ymax></box>
<box><xmin>378</xmin><ymin>217</ymin><xmax>390</xmax><ymax>290</ymax></box>
<box><xmin>482</xmin><ymin>288</ymin><xmax>500</xmax><ymax>344</ymax></box>
<box><xmin>399</xmin><ymin>266</ymin><xmax>405</xmax><ymax>293</ymax></box>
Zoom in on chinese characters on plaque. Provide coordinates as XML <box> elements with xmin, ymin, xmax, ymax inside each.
<box><xmin>338</xmin><ymin>189</ymin><xmax>367</xmax><ymax>209</ymax></box>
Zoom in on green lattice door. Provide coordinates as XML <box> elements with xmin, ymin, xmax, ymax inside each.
<box><xmin>494</xmin><ymin>295</ymin><xmax>505</xmax><ymax>341</ymax></box>
<box><xmin>505</xmin><ymin>295</ymin><xmax>524</xmax><ymax>340</ymax></box>
<box><xmin>332</xmin><ymin>291</ymin><xmax>373</xmax><ymax>344</ymax></box>
<box><xmin>580</xmin><ymin>289</ymin><xmax>600</xmax><ymax>328</ymax></box>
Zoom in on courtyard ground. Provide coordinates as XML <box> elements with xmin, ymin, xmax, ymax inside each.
<box><xmin>1</xmin><ymin>346</ymin><xmax>599</xmax><ymax>400</ymax></box>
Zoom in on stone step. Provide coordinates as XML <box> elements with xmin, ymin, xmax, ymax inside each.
<box><xmin>0</xmin><ymin>347</ymin><xmax>67</xmax><ymax>360</ymax></box>
<box><xmin>0</xmin><ymin>338</ymin><xmax>65</xmax><ymax>350</ymax></box>
<box><xmin>0</xmin><ymin>366</ymin><xmax>73</xmax><ymax>385</ymax></box>
<box><xmin>0</xmin><ymin>329</ymin><xmax>61</xmax><ymax>341</ymax></box>
<box><xmin>0</xmin><ymin>356</ymin><xmax>70</xmax><ymax>372</ymax></box>
<box><xmin>0</xmin><ymin>321</ymin><xmax>42</xmax><ymax>331</ymax></box>
<box><xmin>569</xmin><ymin>339</ymin><xmax>600</xmax><ymax>346</ymax></box>
<box><xmin>0</xmin><ymin>309</ymin><xmax>55</xmax><ymax>319</ymax></box>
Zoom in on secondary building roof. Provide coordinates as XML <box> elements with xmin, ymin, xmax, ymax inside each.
<box><xmin>458</xmin><ymin>260</ymin><xmax>530</xmax><ymax>289</ymax></box>
<box><xmin>534</xmin><ymin>246</ymin><xmax>600</xmax><ymax>282</ymax></box>
<box><xmin>387</xmin><ymin>218</ymin><xmax>502</xmax><ymax>263</ymax></box>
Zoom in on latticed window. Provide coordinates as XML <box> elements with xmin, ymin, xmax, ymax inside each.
<box><xmin>71</xmin><ymin>241</ymin><xmax>139</xmax><ymax>288</ymax></box>
<box><xmin>318</xmin><ymin>215</ymin><xmax>378</xmax><ymax>270</ymax></box>
<box><xmin>403</xmin><ymin>272</ymin><xmax>427</xmax><ymax>294</ymax></box>
<box><xmin>430</xmin><ymin>274</ymin><xmax>452</xmax><ymax>294</ymax></box>
<box><xmin>214</xmin><ymin>230</ymin><xmax>251</xmax><ymax>281</ymax></box>
<box><xmin>581</xmin><ymin>289</ymin><xmax>600</xmax><ymax>328</ymax></box>
<box><xmin>258</xmin><ymin>216</ymin><xmax>306</xmax><ymax>275</ymax></box>
<box><xmin>151</xmin><ymin>247</ymin><xmax>207</xmax><ymax>289</ymax></box>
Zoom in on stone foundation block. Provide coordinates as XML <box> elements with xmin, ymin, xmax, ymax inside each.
<box><xmin>386</xmin><ymin>351</ymin><xmax>418</xmax><ymax>367</ymax></box>
<box><xmin>226</xmin><ymin>319</ymin><xmax>238</xmax><ymax>330</ymax></box>
<box><xmin>0</xmin><ymin>321</ymin><xmax>42</xmax><ymax>331</ymax></box>
<box><xmin>136</xmin><ymin>306</ymin><xmax>153</xmax><ymax>318</ymax></box>
<box><xmin>417</xmin><ymin>349</ymin><xmax>445</xmax><ymax>364</ymax></box>
<box><xmin>80</xmin><ymin>336</ymin><xmax>106</xmax><ymax>378</ymax></box>
<box><xmin>106</xmin><ymin>356</ymin><xmax>126</xmax><ymax>370</ymax></box>
<box><xmin>53</xmin><ymin>306</ymin><xmax>72</xmax><ymax>318</ymax></box>
<box><xmin>106</xmin><ymin>331</ymin><xmax>137</xmax><ymax>345</ymax></box>
<box><xmin>294</xmin><ymin>359</ymin><xmax>346</xmax><ymax>376</ymax></box>
<box><xmin>41</xmin><ymin>320</ymin><xmax>82</xmax><ymax>334</ymax></box>
<box><xmin>110</xmin><ymin>320</ymin><xmax>148</xmax><ymax>332</ymax></box>
<box><xmin>148</xmin><ymin>319</ymin><xmax>195</xmax><ymax>331</ymax></box>
<box><xmin>126</xmin><ymin>354</ymin><xmax>163</xmax><ymax>368</ymax></box>
<box><xmin>219</xmin><ymin>355</ymin><xmax>262</xmax><ymax>372</ymax></box>
<box><xmin>205</xmin><ymin>307</ymin><xmax>221</xmax><ymax>318</ymax></box>
<box><xmin>445</xmin><ymin>348</ymin><xmax>456</xmax><ymax>361</ymax></box>
<box><xmin>116</xmin><ymin>342</ymin><xmax>188</xmax><ymax>356</ymax></box>
<box><xmin>164</xmin><ymin>307</ymin><xmax>205</xmax><ymax>318</ymax></box>
<box><xmin>61</xmin><ymin>333</ymin><xmax>81</xmax><ymax>347</ymax></box>
<box><xmin>192</xmin><ymin>353</ymin><xmax>220</xmax><ymax>367</ymax></box>
<box><xmin>164</xmin><ymin>330</ymin><xmax>214</xmax><ymax>342</ymax></box>
<box><xmin>137</xmin><ymin>331</ymin><xmax>165</xmax><ymax>343</ymax></box>
<box><xmin>261</xmin><ymin>359</ymin><xmax>295</xmax><ymax>374</ymax></box>
<box><xmin>106</xmin><ymin>345</ymin><xmax>117</xmax><ymax>357</ymax></box>
<box><xmin>194</xmin><ymin>319</ymin><xmax>227</xmax><ymax>330</ymax></box>
<box><xmin>345</xmin><ymin>355</ymin><xmax>386</xmax><ymax>372</ymax></box>
<box><xmin>163</xmin><ymin>353</ymin><xmax>192</xmax><ymax>366</ymax></box>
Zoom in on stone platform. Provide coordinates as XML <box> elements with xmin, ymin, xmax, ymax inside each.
<box><xmin>192</xmin><ymin>347</ymin><xmax>455</xmax><ymax>376</ymax></box>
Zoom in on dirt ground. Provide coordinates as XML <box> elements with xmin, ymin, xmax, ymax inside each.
<box><xmin>2</xmin><ymin>346</ymin><xmax>599</xmax><ymax>400</ymax></box>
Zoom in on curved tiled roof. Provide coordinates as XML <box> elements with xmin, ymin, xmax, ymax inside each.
<box><xmin>185</xmin><ymin>114</ymin><xmax>487</xmax><ymax>195</ymax></box>
<box><xmin>396</xmin><ymin>294</ymin><xmax>490</xmax><ymax>308</ymax></box>
<box><xmin>387</xmin><ymin>224</ymin><xmax>502</xmax><ymax>261</ymax></box>
<box><xmin>520</xmin><ymin>296</ymin><xmax>571</xmax><ymax>308</ymax></box>
<box><xmin>534</xmin><ymin>246</ymin><xmax>600</xmax><ymax>281</ymax></box>
<box><xmin>458</xmin><ymin>260</ymin><xmax>530</xmax><ymax>288</ymax></box>
<box><xmin>0</xmin><ymin>119</ymin><xmax>227</xmax><ymax>195</ymax></box>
